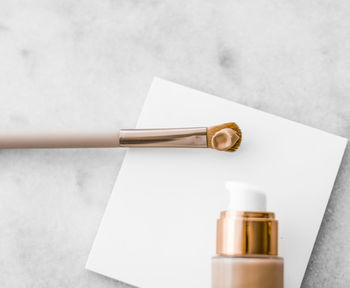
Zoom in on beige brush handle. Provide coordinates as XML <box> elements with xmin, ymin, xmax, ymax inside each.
<box><xmin>0</xmin><ymin>124</ymin><xmax>240</xmax><ymax>151</ymax></box>
<box><xmin>0</xmin><ymin>128</ymin><xmax>207</xmax><ymax>149</ymax></box>
<box><xmin>0</xmin><ymin>131</ymin><xmax>120</xmax><ymax>148</ymax></box>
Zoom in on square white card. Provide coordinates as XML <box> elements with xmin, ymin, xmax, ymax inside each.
<box><xmin>86</xmin><ymin>78</ymin><xmax>347</xmax><ymax>288</ymax></box>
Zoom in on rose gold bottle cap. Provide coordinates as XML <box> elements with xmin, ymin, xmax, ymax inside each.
<box><xmin>216</xmin><ymin>182</ymin><xmax>278</xmax><ymax>256</ymax></box>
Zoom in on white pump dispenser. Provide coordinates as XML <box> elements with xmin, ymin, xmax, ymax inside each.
<box><xmin>225</xmin><ymin>181</ymin><xmax>267</xmax><ymax>212</ymax></box>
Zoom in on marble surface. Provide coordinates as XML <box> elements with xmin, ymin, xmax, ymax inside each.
<box><xmin>0</xmin><ymin>0</ymin><xmax>349</xmax><ymax>287</ymax></box>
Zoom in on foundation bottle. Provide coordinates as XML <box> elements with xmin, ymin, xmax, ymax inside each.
<box><xmin>212</xmin><ymin>182</ymin><xmax>284</xmax><ymax>288</ymax></box>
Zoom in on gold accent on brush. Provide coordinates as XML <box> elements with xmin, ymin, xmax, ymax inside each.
<box><xmin>0</xmin><ymin>123</ymin><xmax>242</xmax><ymax>152</ymax></box>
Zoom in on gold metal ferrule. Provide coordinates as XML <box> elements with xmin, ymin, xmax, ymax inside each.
<box><xmin>119</xmin><ymin>128</ymin><xmax>207</xmax><ymax>148</ymax></box>
<box><xmin>216</xmin><ymin>211</ymin><xmax>278</xmax><ymax>256</ymax></box>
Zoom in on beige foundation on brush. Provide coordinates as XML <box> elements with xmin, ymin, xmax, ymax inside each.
<box><xmin>212</xmin><ymin>182</ymin><xmax>284</xmax><ymax>288</ymax></box>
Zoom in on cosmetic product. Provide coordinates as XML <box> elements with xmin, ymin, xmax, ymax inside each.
<box><xmin>0</xmin><ymin>122</ymin><xmax>241</xmax><ymax>152</ymax></box>
<box><xmin>212</xmin><ymin>182</ymin><xmax>284</xmax><ymax>288</ymax></box>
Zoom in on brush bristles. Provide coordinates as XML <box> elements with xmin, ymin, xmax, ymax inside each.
<box><xmin>207</xmin><ymin>122</ymin><xmax>242</xmax><ymax>152</ymax></box>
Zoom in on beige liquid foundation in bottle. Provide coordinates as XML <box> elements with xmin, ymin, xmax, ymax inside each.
<box><xmin>212</xmin><ymin>182</ymin><xmax>284</xmax><ymax>288</ymax></box>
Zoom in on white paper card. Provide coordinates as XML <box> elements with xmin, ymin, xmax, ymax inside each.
<box><xmin>86</xmin><ymin>78</ymin><xmax>347</xmax><ymax>288</ymax></box>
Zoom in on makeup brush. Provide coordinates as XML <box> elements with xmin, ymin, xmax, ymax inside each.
<box><xmin>0</xmin><ymin>122</ymin><xmax>241</xmax><ymax>152</ymax></box>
